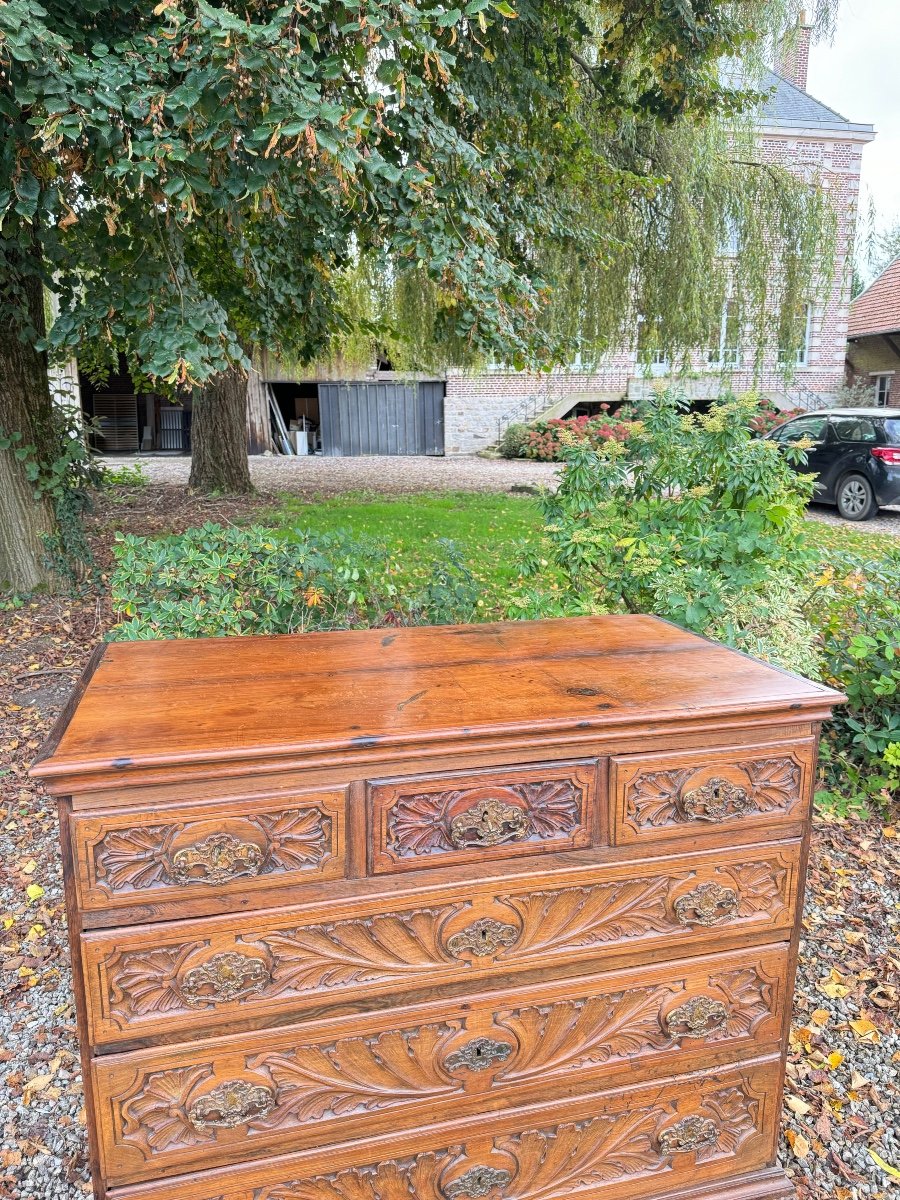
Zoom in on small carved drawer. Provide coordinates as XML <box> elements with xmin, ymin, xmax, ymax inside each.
<box><xmin>610</xmin><ymin>741</ymin><xmax>814</xmax><ymax>848</ymax></box>
<box><xmin>108</xmin><ymin>1056</ymin><xmax>784</xmax><ymax>1200</ymax></box>
<box><xmin>69</xmin><ymin>789</ymin><xmax>346</xmax><ymax>912</ymax></box>
<box><xmin>367</xmin><ymin>760</ymin><xmax>597</xmax><ymax>874</ymax></box>
<box><xmin>80</xmin><ymin>841</ymin><xmax>801</xmax><ymax>1046</ymax></box>
<box><xmin>92</xmin><ymin>944</ymin><xmax>787</xmax><ymax>1185</ymax></box>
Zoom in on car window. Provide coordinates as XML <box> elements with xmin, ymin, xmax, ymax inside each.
<box><xmin>831</xmin><ymin>416</ymin><xmax>878</xmax><ymax>443</ymax></box>
<box><xmin>777</xmin><ymin>416</ymin><xmax>827</xmax><ymax>443</ymax></box>
<box><xmin>885</xmin><ymin>418</ymin><xmax>900</xmax><ymax>446</ymax></box>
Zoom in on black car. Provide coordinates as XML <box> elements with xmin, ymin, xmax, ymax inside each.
<box><xmin>766</xmin><ymin>407</ymin><xmax>900</xmax><ymax>520</ymax></box>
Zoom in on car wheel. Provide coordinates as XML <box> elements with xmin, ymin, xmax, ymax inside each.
<box><xmin>835</xmin><ymin>474</ymin><xmax>877</xmax><ymax>521</ymax></box>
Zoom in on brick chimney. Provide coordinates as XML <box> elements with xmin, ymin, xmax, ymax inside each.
<box><xmin>777</xmin><ymin>11</ymin><xmax>813</xmax><ymax>91</ymax></box>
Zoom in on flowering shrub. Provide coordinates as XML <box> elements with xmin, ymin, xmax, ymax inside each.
<box><xmin>748</xmin><ymin>398</ymin><xmax>805</xmax><ymax>436</ymax></box>
<box><xmin>522</xmin><ymin>411</ymin><xmax>634</xmax><ymax>462</ymax></box>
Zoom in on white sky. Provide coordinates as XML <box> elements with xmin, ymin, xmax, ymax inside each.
<box><xmin>807</xmin><ymin>0</ymin><xmax>900</xmax><ymax>232</ymax></box>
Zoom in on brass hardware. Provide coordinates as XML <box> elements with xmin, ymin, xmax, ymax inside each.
<box><xmin>658</xmin><ymin>1115</ymin><xmax>719</xmax><ymax>1155</ymax></box>
<box><xmin>449</xmin><ymin>798</ymin><xmax>529</xmax><ymax>849</ymax></box>
<box><xmin>674</xmin><ymin>881</ymin><xmax>739</xmax><ymax>927</ymax></box>
<box><xmin>170</xmin><ymin>833</ymin><xmax>264</xmax><ymax>886</ymax></box>
<box><xmin>446</xmin><ymin>918</ymin><xmax>519</xmax><ymax>959</ymax></box>
<box><xmin>682</xmin><ymin>778</ymin><xmax>751</xmax><ymax>822</ymax></box>
<box><xmin>443</xmin><ymin>1166</ymin><xmax>512</xmax><ymax>1198</ymax></box>
<box><xmin>665</xmin><ymin>995</ymin><xmax>728</xmax><ymax>1037</ymax></box>
<box><xmin>187</xmin><ymin>1080</ymin><xmax>275</xmax><ymax>1130</ymax></box>
<box><xmin>444</xmin><ymin>1037</ymin><xmax>513</xmax><ymax>1073</ymax></box>
<box><xmin>181</xmin><ymin>952</ymin><xmax>271</xmax><ymax>1007</ymax></box>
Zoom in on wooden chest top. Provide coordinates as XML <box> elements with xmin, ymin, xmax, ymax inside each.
<box><xmin>33</xmin><ymin>615</ymin><xmax>841</xmax><ymax>794</ymax></box>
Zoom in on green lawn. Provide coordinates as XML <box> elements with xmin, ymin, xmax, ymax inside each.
<box><xmin>264</xmin><ymin>491</ymin><xmax>545</xmax><ymax>609</ymax></box>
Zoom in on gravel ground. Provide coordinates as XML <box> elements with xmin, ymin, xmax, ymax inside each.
<box><xmin>2</xmin><ymin>595</ymin><xmax>898</xmax><ymax>1199</ymax></box>
<box><xmin>108</xmin><ymin>454</ymin><xmax>900</xmax><ymax>534</ymax></box>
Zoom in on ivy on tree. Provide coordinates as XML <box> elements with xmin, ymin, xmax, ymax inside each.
<box><xmin>2</xmin><ymin>0</ymin><xmax>836</xmax><ymax>590</ymax></box>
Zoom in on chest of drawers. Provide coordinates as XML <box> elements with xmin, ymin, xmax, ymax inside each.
<box><xmin>32</xmin><ymin>615</ymin><xmax>843</xmax><ymax>1200</ymax></box>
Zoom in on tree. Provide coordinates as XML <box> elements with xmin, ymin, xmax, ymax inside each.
<box><xmin>2</xmin><ymin>0</ymin><xmax>837</xmax><ymax>590</ymax></box>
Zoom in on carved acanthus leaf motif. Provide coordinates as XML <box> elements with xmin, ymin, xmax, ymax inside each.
<box><xmin>498</xmin><ymin>987</ymin><xmax>671</xmax><ymax>1082</ymax></box>
<box><xmin>504</xmin><ymin>875</ymin><xmax>673</xmax><ymax>959</ymax></box>
<box><xmin>109</xmin><ymin>943</ymin><xmax>208</xmax><ymax>1017</ymax></box>
<box><xmin>251</xmin><ymin>1025</ymin><xmax>460</xmax><ymax>1125</ymax></box>
<box><xmin>267</xmin><ymin>906</ymin><xmax>459</xmax><ymax>995</ymax></box>
<box><xmin>727</xmin><ymin>861</ymin><xmax>787</xmax><ymax>917</ymax></box>
<box><xmin>94</xmin><ymin>806</ymin><xmax>330</xmax><ymax>895</ymax></box>
<box><xmin>699</xmin><ymin>1083</ymin><xmax>760</xmax><ymax>1159</ymax></box>
<box><xmin>708</xmin><ymin>966</ymin><xmax>773</xmax><ymax>1038</ymax></box>
<box><xmin>738</xmin><ymin>757</ymin><xmax>801</xmax><ymax>811</ymax></box>
<box><xmin>499</xmin><ymin>1109</ymin><xmax>662</xmax><ymax>1198</ymax></box>
<box><xmin>626</xmin><ymin>769</ymin><xmax>694</xmax><ymax>827</ymax></box>
<box><xmin>254</xmin><ymin>1153</ymin><xmax>449</xmax><ymax>1200</ymax></box>
<box><xmin>121</xmin><ymin>1066</ymin><xmax>214</xmax><ymax>1152</ymax></box>
<box><xmin>387</xmin><ymin>779</ymin><xmax>581</xmax><ymax>859</ymax></box>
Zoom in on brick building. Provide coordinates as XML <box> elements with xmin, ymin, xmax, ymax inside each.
<box><xmin>846</xmin><ymin>256</ymin><xmax>900</xmax><ymax>407</ymax></box>
<box><xmin>442</xmin><ymin>39</ymin><xmax>875</xmax><ymax>453</ymax></box>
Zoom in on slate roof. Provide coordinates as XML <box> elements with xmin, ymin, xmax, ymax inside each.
<box><xmin>758</xmin><ymin>68</ymin><xmax>869</xmax><ymax>133</ymax></box>
<box><xmin>848</xmin><ymin>257</ymin><xmax>900</xmax><ymax>339</ymax></box>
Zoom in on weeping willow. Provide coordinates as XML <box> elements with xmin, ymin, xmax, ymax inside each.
<box><xmin>308</xmin><ymin>0</ymin><xmax>841</xmax><ymax>380</ymax></box>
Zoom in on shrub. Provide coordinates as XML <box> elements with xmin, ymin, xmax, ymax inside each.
<box><xmin>109</xmin><ymin>523</ymin><xmax>485</xmax><ymax>639</ymax></box>
<box><xmin>815</xmin><ymin>552</ymin><xmax>900</xmax><ymax>814</ymax></box>
<box><xmin>747</xmin><ymin>398</ymin><xmax>805</xmax><ymax>436</ymax></box>
<box><xmin>100</xmin><ymin>461</ymin><xmax>149</xmax><ymax>488</ymax></box>
<box><xmin>519</xmin><ymin>389</ymin><xmax>821</xmax><ymax>673</ymax></box>
<box><xmin>521</xmin><ymin>412</ymin><xmax>634</xmax><ymax>462</ymax></box>
<box><xmin>109</xmin><ymin>524</ymin><xmax>400</xmax><ymax>639</ymax></box>
<box><xmin>498</xmin><ymin>423</ymin><xmax>530</xmax><ymax>459</ymax></box>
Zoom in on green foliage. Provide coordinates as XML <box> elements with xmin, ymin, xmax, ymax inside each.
<box><xmin>815</xmin><ymin>552</ymin><xmax>900</xmax><ymax>814</ymax></box>
<box><xmin>99</xmin><ymin>462</ymin><xmax>148</xmax><ymax>489</ymax></box>
<box><xmin>521</xmin><ymin>390</ymin><xmax>821</xmax><ymax>673</ymax></box>
<box><xmin>498</xmin><ymin>423</ymin><xmax>531</xmax><ymax>460</ymax></box>
<box><xmin>0</xmin><ymin>407</ymin><xmax>102</xmax><ymax>587</ymax></box>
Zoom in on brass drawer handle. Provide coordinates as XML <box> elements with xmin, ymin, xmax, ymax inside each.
<box><xmin>170</xmin><ymin>833</ymin><xmax>264</xmax><ymax>886</ymax></box>
<box><xmin>444</xmin><ymin>1037</ymin><xmax>513</xmax><ymax>1073</ymax></box>
<box><xmin>449</xmin><ymin>798</ymin><xmax>529</xmax><ymax>849</ymax></box>
<box><xmin>682</xmin><ymin>778</ymin><xmax>751</xmax><ymax>822</ymax></box>
<box><xmin>658</xmin><ymin>1115</ymin><xmax>720</xmax><ymax>1155</ymax></box>
<box><xmin>665</xmin><ymin>995</ymin><xmax>728</xmax><ymax>1037</ymax></box>
<box><xmin>181</xmin><ymin>952</ymin><xmax>272</xmax><ymax>1007</ymax></box>
<box><xmin>446</xmin><ymin>918</ymin><xmax>519</xmax><ymax>959</ymax></box>
<box><xmin>674</xmin><ymin>881</ymin><xmax>739</xmax><ymax>927</ymax></box>
<box><xmin>443</xmin><ymin>1166</ymin><xmax>512</xmax><ymax>1199</ymax></box>
<box><xmin>187</xmin><ymin>1080</ymin><xmax>275</xmax><ymax>1130</ymax></box>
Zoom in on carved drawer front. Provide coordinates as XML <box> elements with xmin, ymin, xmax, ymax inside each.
<box><xmin>81</xmin><ymin>841</ymin><xmax>800</xmax><ymax>1046</ymax></box>
<box><xmin>108</xmin><ymin>1056</ymin><xmax>783</xmax><ymax>1200</ymax></box>
<box><xmin>611</xmin><ymin>740</ymin><xmax>814</xmax><ymax>847</ymax></box>
<box><xmin>367</xmin><ymin>760</ymin><xmax>596</xmax><ymax>875</ymax></box>
<box><xmin>70</xmin><ymin>790</ymin><xmax>347</xmax><ymax>912</ymax></box>
<box><xmin>92</xmin><ymin>944</ymin><xmax>787</xmax><ymax>1184</ymax></box>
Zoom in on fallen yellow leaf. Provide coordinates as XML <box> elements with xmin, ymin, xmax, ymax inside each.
<box><xmin>786</xmin><ymin>1096</ymin><xmax>813</xmax><ymax>1117</ymax></box>
<box><xmin>25</xmin><ymin>883</ymin><xmax>44</xmax><ymax>902</ymax></box>
<box><xmin>827</xmin><ymin>1051</ymin><xmax>844</xmax><ymax>1070</ymax></box>
<box><xmin>22</xmin><ymin>1073</ymin><xmax>53</xmax><ymax>1104</ymax></box>
<box><xmin>849</xmin><ymin>1017</ymin><xmax>880</xmax><ymax>1043</ymax></box>
<box><xmin>788</xmin><ymin>1130</ymin><xmax>811</xmax><ymax>1160</ymax></box>
<box><xmin>810</xmin><ymin>1008</ymin><xmax>831</xmax><ymax>1026</ymax></box>
<box><xmin>868</xmin><ymin>1149</ymin><xmax>900</xmax><ymax>1180</ymax></box>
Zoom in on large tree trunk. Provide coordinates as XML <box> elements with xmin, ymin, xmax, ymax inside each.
<box><xmin>0</xmin><ymin>273</ymin><xmax>59</xmax><ymax>592</ymax></box>
<box><xmin>188</xmin><ymin>358</ymin><xmax>252</xmax><ymax>493</ymax></box>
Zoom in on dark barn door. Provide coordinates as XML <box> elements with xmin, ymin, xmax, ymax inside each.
<box><xmin>318</xmin><ymin>381</ymin><xmax>444</xmax><ymax>456</ymax></box>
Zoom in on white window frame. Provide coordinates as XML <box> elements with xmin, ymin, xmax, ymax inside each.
<box><xmin>648</xmin><ymin>348</ymin><xmax>670</xmax><ymax>376</ymax></box>
<box><xmin>707</xmin><ymin>300</ymin><xmax>742</xmax><ymax>369</ymax></box>
<box><xmin>871</xmin><ymin>373</ymin><xmax>893</xmax><ymax>407</ymax></box>
<box><xmin>796</xmin><ymin>303</ymin><xmax>813</xmax><ymax>367</ymax></box>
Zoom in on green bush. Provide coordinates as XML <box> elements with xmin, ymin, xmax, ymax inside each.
<box><xmin>109</xmin><ymin>524</ymin><xmax>401</xmax><ymax>639</ymax></box>
<box><xmin>815</xmin><ymin>551</ymin><xmax>900</xmax><ymax>814</ymax></box>
<box><xmin>521</xmin><ymin>390</ymin><xmax>820</xmax><ymax>674</ymax></box>
<box><xmin>497</xmin><ymin>423</ymin><xmax>530</xmax><ymax>459</ymax></box>
<box><xmin>109</xmin><ymin>523</ymin><xmax>484</xmax><ymax>640</ymax></box>
<box><xmin>101</xmin><ymin>461</ymin><xmax>149</xmax><ymax>488</ymax></box>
